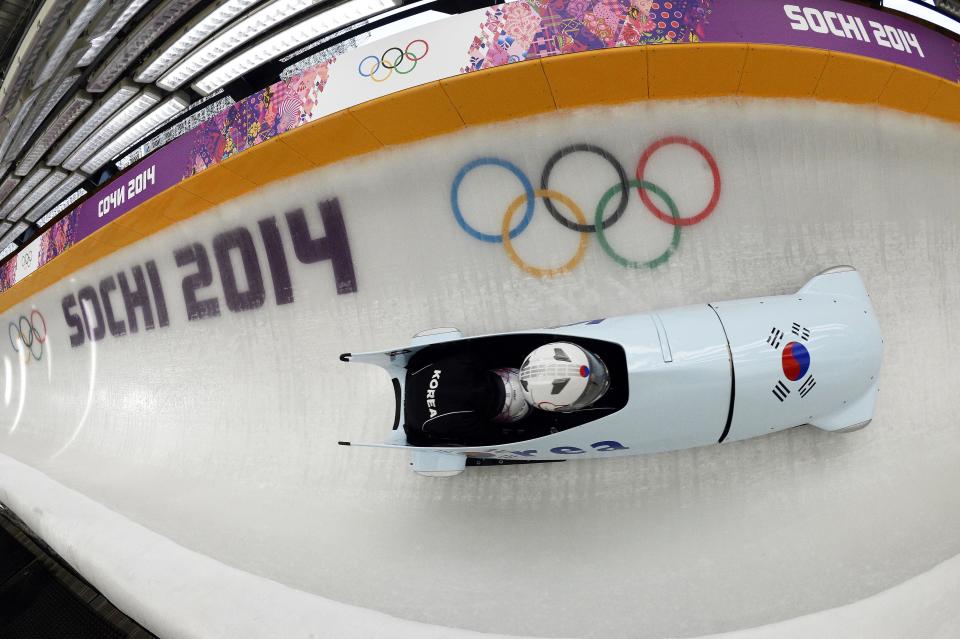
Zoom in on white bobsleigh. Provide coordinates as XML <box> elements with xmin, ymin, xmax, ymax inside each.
<box><xmin>340</xmin><ymin>266</ymin><xmax>882</xmax><ymax>476</ymax></box>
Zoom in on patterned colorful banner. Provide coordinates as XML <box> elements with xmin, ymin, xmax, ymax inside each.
<box><xmin>463</xmin><ymin>0</ymin><xmax>713</xmax><ymax>72</ymax></box>
<box><xmin>2</xmin><ymin>0</ymin><xmax>957</xmax><ymax>292</ymax></box>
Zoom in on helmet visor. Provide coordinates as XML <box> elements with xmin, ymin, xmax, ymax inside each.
<box><xmin>568</xmin><ymin>350</ymin><xmax>609</xmax><ymax>410</ymax></box>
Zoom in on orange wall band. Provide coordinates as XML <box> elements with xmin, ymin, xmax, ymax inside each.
<box><xmin>2</xmin><ymin>42</ymin><xmax>958</xmax><ymax>311</ymax></box>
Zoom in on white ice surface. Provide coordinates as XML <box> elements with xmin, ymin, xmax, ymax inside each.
<box><xmin>1</xmin><ymin>98</ymin><xmax>959</xmax><ymax>638</ymax></box>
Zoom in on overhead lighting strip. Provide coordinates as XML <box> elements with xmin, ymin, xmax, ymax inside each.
<box><xmin>194</xmin><ymin>0</ymin><xmax>399</xmax><ymax>95</ymax></box>
<box><xmin>25</xmin><ymin>173</ymin><xmax>86</xmax><ymax>223</ymax></box>
<box><xmin>80</xmin><ymin>94</ymin><xmax>190</xmax><ymax>174</ymax></box>
<box><xmin>882</xmin><ymin>0</ymin><xmax>960</xmax><ymax>35</ymax></box>
<box><xmin>158</xmin><ymin>0</ymin><xmax>327</xmax><ymax>90</ymax></box>
<box><xmin>88</xmin><ymin>0</ymin><xmax>206</xmax><ymax>92</ymax></box>
<box><xmin>48</xmin><ymin>82</ymin><xmax>140</xmax><ymax>167</ymax></box>
<box><xmin>940</xmin><ymin>0</ymin><xmax>960</xmax><ymax>20</ymax></box>
<box><xmin>137</xmin><ymin>0</ymin><xmax>264</xmax><ymax>84</ymax></box>
<box><xmin>0</xmin><ymin>232</ymin><xmax>14</xmax><ymax>260</ymax></box>
<box><xmin>34</xmin><ymin>0</ymin><xmax>109</xmax><ymax>87</ymax></box>
<box><xmin>63</xmin><ymin>89</ymin><xmax>164</xmax><ymax>172</ymax></box>
<box><xmin>16</xmin><ymin>93</ymin><xmax>93</xmax><ymax>178</ymax></box>
<box><xmin>0</xmin><ymin>237</ymin><xmax>19</xmax><ymax>258</ymax></box>
<box><xmin>9</xmin><ymin>171</ymin><xmax>68</xmax><ymax>221</ymax></box>
<box><xmin>0</xmin><ymin>92</ymin><xmax>39</xmax><ymax>163</ymax></box>
<box><xmin>279</xmin><ymin>20</ymin><xmax>373</xmax><ymax>80</ymax></box>
<box><xmin>0</xmin><ymin>175</ymin><xmax>20</xmax><ymax>202</ymax></box>
<box><xmin>10</xmin><ymin>74</ymin><xmax>83</xmax><ymax>174</ymax></box>
<box><xmin>0</xmin><ymin>167</ymin><xmax>51</xmax><ymax>219</ymax></box>
<box><xmin>1</xmin><ymin>222</ymin><xmax>30</xmax><ymax>247</ymax></box>
<box><xmin>0</xmin><ymin>0</ymin><xmax>73</xmax><ymax>118</ymax></box>
<box><xmin>78</xmin><ymin>0</ymin><xmax>154</xmax><ymax>67</ymax></box>
<box><xmin>277</xmin><ymin>0</ymin><xmax>435</xmax><ymax>77</ymax></box>
<box><xmin>25</xmin><ymin>71</ymin><xmax>83</xmax><ymax>140</ymax></box>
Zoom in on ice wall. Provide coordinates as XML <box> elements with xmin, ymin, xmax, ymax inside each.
<box><xmin>1</xmin><ymin>98</ymin><xmax>959</xmax><ymax>638</ymax></box>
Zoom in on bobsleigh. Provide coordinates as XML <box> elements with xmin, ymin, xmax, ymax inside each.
<box><xmin>340</xmin><ymin>266</ymin><xmax>882</xmax><ymax>476</ymax></box>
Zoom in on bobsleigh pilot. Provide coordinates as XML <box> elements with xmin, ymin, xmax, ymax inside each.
<box><xmin>518</xmin><ymin>342</ymin><xmax>610</xmax><ymax>413</ymax></box>
<box><xmin>404</xmin><ymin>342</ymin><xmax>610</xmax><ymax>445</ymax></box>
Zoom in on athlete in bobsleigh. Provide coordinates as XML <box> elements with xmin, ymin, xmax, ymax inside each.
<box><xmin>402</xmin><ymin>342</ymin><xmax>610</xmax><ymax>447</ymax></box>
<box><xmin>340</xmin><ymin>266</ymin><xmax>883</xmax><ymax>476</ymax></box>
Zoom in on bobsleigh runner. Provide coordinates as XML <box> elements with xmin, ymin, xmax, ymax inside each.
<box><xmin>339</xmin><ymin>266</ymin><xmax>883</xmax><ymax>476</ymax></box>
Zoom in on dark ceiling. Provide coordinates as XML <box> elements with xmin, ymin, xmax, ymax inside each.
<box><xmin>0</xmin><ymin>0</ymin><xmax>41</xmax><ymax>85</ymax></box>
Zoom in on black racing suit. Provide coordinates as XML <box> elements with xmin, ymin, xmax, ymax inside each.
<box><xmin>404</xmin><ymin>356</ymin><xmax>504</xmax><ymax>445</ymax></box>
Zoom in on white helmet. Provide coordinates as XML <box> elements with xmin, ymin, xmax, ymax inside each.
<box><xmin>491</xmin><ymin>367</ymin><xmax>531</xmax><ymax>423</ymax></box>
<box><xmin>519</xmin><ymin>342</ymin><xmax>610</xmax><ymax>412</ymax></box>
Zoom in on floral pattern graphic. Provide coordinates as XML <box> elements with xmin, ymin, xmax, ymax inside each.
<box><xmin>187</xmin><ymin>58</ymin><xmax>335</xmax><ymax>174</ymax></box>
<box><xmin>294</xmin><ymin>62</ymin><xmax>334</xmax><ymax>121</ymax></box>
<box><xmin>463</xmin><ymin>0</ymin><xmax>712</xmax><ymax>72</ymax></box>
<box><xmin>953</xmin><ymin>40</ymin><xmax>960</xmax><ymax>82</ymax></box>
<box><xmin>37</xmin><ymin>210</ymin><xmax>78</xmax><ymax>266</ymax></box>
<box><xmin>0</xmin><ymin>259</ymin><xmax>15</xmax><ymax>292</ymax></box>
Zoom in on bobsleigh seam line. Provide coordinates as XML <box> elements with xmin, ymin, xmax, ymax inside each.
<box><xmin>709</xmin><ymin>303</ymin><xmax>736</xmax><ymax>444</ymax></box>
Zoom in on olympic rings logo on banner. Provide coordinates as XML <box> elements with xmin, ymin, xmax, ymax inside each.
<box><xmin>8</xmin><ymin>309</ymin><xmax>47</xmax><ymax>362</ymax></box>
<box><xmin>449</xmin><ymin>137</ymin><xmax>721</xmax><ymax>278</ymax></box>
<box><xmin>358</xmin><ymin>40</ymin><xmax>429</xmax><ymax>82</ymax></box>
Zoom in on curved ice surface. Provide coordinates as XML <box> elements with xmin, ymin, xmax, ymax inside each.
<box><xmin>1</xmin><ymin>98</ymin><xmax>958</xmax><ymax>638</ymax></box>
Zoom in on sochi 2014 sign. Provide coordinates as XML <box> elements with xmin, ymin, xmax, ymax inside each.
<box><xmin>60</xmin><ymin>198</ymin><xmax>356</xmax><ymax>348</ymax></box>
<box><xmin>707</xmin><ymin>1</ymin><xmax>958</xmax><ymax>79</ymax></box>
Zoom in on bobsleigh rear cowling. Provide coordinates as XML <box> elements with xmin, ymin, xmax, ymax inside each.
<box><xmin>712</xmin><ymin>266</ymin><xmax>882</xmax><ymax>440</ymax></box>
<box><xmin>340</xmin><ymin>266</ymin><xmax>882</xmax><ymax>476</ymax></box>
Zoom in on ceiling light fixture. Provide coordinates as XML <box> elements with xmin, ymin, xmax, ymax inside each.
<box><xmin>0</xmin><ymin>233</ymin><xmax>15</xmax><ymax>260</ymax></box>
<box><xmin>9</xmin><ymin>75</ymin><xmax>83</xmax><ymax>172</ymax></box>
<box><xmin>34</xmin><ymin>0</ymin><xmax>109</xmax><ymax>87</ymax></box>
<box><xmin>80</xmin><ymin>93</ymin><xmax>190</xmax><ymax>174</ymax></box>
<box><xmin>87</xmin><ymin>0</ymin><xmax>207</xmax><ymax>92</ymax></box>
<box><xmin>882</xmin><ymin>0</ymin><xmax>960</xmax><ymax>35</ymax></box>
<box><xmin>0</xmin><ymin>0</ymin><xmax>73</xmax><ymax>117</ymax></box>
<box><xmin>16</xmin><ymin>93</ymin><xmax>93</xmax><ymax>178</ymax></box>
<box><xmin>1</xmin><ymin>221</ymin><xmax>30</xmax><ymax>247</ymax></box>
<box><xmin>78</xmin><ymin>0</ymin><xmax>153</xmax><ymax>67</ymax></box>
<box><xmin>0</xmin><ymin>92</ymin><xmax>39</xmax><ymax>163</ymax></box>
<box><xmin>64</xmin><ymin>89</ymin><xmax>164</xmax><ymax>172</ymax></box>
<box><xmin>9</xmin><ymin>171</ymin><xmax>68</xmax><ymax>221</ymax></box>
<box><xmin>0</xmin><ymin>175</ymin><xmax>20</xmax><ymax>202</ymax></box>
<box><xmin>48</xmin><ymin>82</ymin><xmax>140</xmax><ymax>167</ymax></box>
<box><xmin>193</xmin><ymin>0</ymin><xmax>399</xmax><ymax>95</ymax></box>
<box><xmin>0</xmin><ymin>167</ymin><xmax>50</xmax><ymax>219</ymax></box>
<box><xmin>26</xmin><ymin>71</ymin><xmax>83</xmax><ymax>134</ymax></box>
<box><xmin>26</xmin><ymin>173</ymin><xmax>86</xmax><ymax>223</ymax></box>
<box><xmin>137</xmin><ymin>0</ymin><xmax>264</xmax><ymax>84</ymax></box>
<box><xmin>158</xmin><ymin>0</ymin><xmax>328</xmax><ymax>91</ymax></box>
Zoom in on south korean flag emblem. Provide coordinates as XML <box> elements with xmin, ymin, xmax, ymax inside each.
<box><xmin>767</xmin><ymin>323</ymin><xmax>816</xmax><ymax>402</ymax></box>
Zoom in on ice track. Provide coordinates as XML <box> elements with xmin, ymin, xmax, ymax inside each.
<box><xmin>1</xmin><ymin>99</ymin><xmax>959</xmax><ymax>638</ymax></box>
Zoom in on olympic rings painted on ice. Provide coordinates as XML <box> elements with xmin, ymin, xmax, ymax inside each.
<box><xmin>8</xmin><ymin>309</ymin><xmax>46</xmax><ymax>361</ymax></box>
<box><xmin>502</xmin><ymin>189</ymin><xmax>589</xmax><ymax>278</ymax></box>
<box><xmin>636</xmin><ymin>136</ymin><xmax>721</xmax><ymax>227</ymax></box>
<box><xmin>540</xmin><ymin>144</ymin><xmax>630</xmax><ymax>233</ymax></box>
<box><xmin>452</xmin><ymin>157</ymin><xmax>535</xmax><ymax>243</ymax></box>
<box><xmin>357</xmin><ymin>40</ymin><xmax>429</xmax><ymax>82</ymax></box>
<box><xmin>449</xmin><ymin>137</ymin><xmax>721</xmax><ymax>277</ymax></box>
<box><xmin>595</xmin><ymin>179</ymin><xmax>680</xmax><ymax>269</ymax></box>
